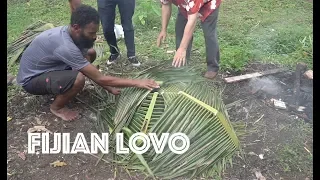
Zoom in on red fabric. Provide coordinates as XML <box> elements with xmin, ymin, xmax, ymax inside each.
<box><xmin>160</xmin><ymin>0</ymin><xmax>221</xmax><ymax>22</ymax></box>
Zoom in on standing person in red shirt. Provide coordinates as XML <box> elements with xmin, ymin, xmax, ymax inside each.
<box><xmin>157</xmin><ymin>0</ymin><xmax>221</xmax><ymax>79</ymax></box>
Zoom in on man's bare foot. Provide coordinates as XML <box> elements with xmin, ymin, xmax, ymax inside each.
<box><xmin>50</xmin><ymin>107</ymin><xmax>79</xmax><ymax>121</ymax></box>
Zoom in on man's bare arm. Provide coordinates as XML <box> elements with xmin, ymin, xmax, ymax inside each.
<box><xmin>157</xmin><ymin>2</ymin><xmax>172</xmax><ymax>47</ymax></box>
<box><xmin>178</xmin><ymin>13</ymin><xmax>198</xmax><ymax>50</ymax></box>
<box><xmin>80</xmin><ymin>64</ymin><xmax>159</xmax><ymax>90</ymax></box>
<box><xmin>161</xmin><ymin>2</ymin><xmax>172</xmax><ymax>32</ymax></box>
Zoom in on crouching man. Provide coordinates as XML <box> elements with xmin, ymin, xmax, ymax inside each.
<box><xmin>16</xmin><ymin>5</ymin><xmax>159</xmax><ymax>121</ymax></box>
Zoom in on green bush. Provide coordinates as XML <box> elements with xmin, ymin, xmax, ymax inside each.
<box><xmin>220</xmin><ymin>45</ymin><xmax>252</xmax><ymax>72</ymax></box>
<box><xmin>133</xmin><ymin>0</ymin><xmax>162</xmax><ymax>29</ymax></box>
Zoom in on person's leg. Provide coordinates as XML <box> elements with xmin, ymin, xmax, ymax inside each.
<box><xmin>82</xmin><ymin>48</ymin><xmax>97</xmax><ymax>63</ymax></box>
<box><xmin>97</xmin><ymin>0</ymin><xmax>119</xmax><ymax>65</ymax></box>
<box><xmin>23</xmin><ymin>70</ymin><xmax>85</xmax><ymax>121</ymax></box>
<box><xmin>175</xmin><ymin>10</ymin><xmax>193</xmax><ymax>63</ymax></box>
<box><xmin>118</xmin><ymin>0</ymin><xmax>141</xmax><ymax>66</ymax></box>
<box><xmin>201</xmin><ymin>8</ymin><xmax>220</xmax><ymax>79</ymax></box>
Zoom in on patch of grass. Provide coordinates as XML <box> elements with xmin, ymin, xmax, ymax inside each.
<box><xmin>247</xmin><ymin>24</ymin><xmax>313</xmax><ymax>69</ymax></box>
<box><xmin>7</xmin><ymin>85</ymin><xmax>22</xmax><ymax>103</ymax></box>
<box><xmin>276</xmin><ymin>119</ymin><xmax>313</xmax><ymax>176</ymax></box>
<box><xmin>220</xmin><ymin>45</ymin><xmax>253</xmax><ymax>72</ymax></box>
<box><xmin>8</xmin><ymin>64</ymin><xmax>20</xmax><ymax>76</ymax></box>
<box><xmin>218</xmin><ymin>0</ymin><xmax>312</xmax><ymax>70</ymax></box>
<box><xmin>7</xmin><ymin>0</ymin><xmax>312</xmax><ymax>73</ymax></box>
<box><xmin>7</xmin><ymin>0</ymin><xmax>97</xmax><ymax>43</ymax></box>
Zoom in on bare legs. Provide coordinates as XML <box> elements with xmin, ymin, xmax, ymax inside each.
<box><xmin>50</xmin><ymin>48</ymin><xmax>95</xmax><ymax>121</ymax></box>
<box><xmin>48</xmin><ymin>48</ymin><xmax>121</xmax><ymax>121</ymax></box>
<box><xmin>50</xmin><ymin>73</ymin><xmax>85</xmax><ymax>121</ymax></box>
<box><xmin>84</xmin><ymin>48</ymin><xmax>97</xmax><ymax>63</ymax></box>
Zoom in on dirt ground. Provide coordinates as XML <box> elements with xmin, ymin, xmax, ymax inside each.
<box><xmin>7</xmin><ymin>62</ymin><xmax>313</xmax><ymax>180</ymax></box>
<box><xmin>220</xmin><ymin>63</ymin><xmax>313</xmax><ymax>180</ymax></box>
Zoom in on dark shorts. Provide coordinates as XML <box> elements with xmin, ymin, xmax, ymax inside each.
<box><xmin>23</xmin><ymin>70</ymin><xmax>79</xmax><ymax>95</ymax></box>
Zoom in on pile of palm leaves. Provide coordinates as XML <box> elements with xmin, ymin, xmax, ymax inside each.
<box><xmin>7</xmin><ymin>20</ymin><xmax>55</xmax><ymax>69</ymax></box>
<box><xmin>89</xmin><ymin>64</ymin><xmax>243</xmax><ymax>179</ymax></box>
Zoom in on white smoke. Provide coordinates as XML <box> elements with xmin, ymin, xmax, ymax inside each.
<box><xmin>249</xmin><ymin>76</ymin><xmax>283</xmax><ymax>95</ymax></box>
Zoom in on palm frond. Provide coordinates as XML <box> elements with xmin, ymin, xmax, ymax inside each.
<box><xmin>7</xmin><ymin>21</ymin><xmax>55</xmax><ymax>68</ymax></box>
<box><xmin>90</xmin><ymin>64</ymin><xmax>242</xmax><ymax>179</ymax></box>
<box><xmin>8</xmin><ymin>47</ymin><xmax>25</xmax><ymax>68</ymax></box>
<box><xmin>93</xmin><ymin>42</ymin><xmax>107</xmax><ymax>60</ymax></box>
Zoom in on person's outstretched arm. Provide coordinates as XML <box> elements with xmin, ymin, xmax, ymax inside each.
<box><xmin>157</xmin><ymin>0</ymin><xmax>172</xmax><ymax>47</ymax></box>
<box><xmin>172</xmin><ymin>0</ymin><xmax>206</xmax><ymax>67</ymax></box>
<box><xmin>80</xmin><ymin>64</ymin><xmax>159</xmax><ymax>90</ymax></box>
<box><xmin>172</xmin><ymin>12</ymin><xmax>198</xmax><ymax>67</ymax></box>
<box><xmin>54</xmin><ymin>46</ymin><xmax>160</xmax><ymax>91</ymax></box>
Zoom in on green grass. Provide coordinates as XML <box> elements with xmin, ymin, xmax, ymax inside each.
<box><xmin>8</xmin><ymin>0</ymin><xmax>313</xmax><ymax>74</ymax></box>
<box><xmin>7</xmin><ymin>85</ymin><xmax>22</xmax><ymax>103</ymax></box>
<box><xmin>276</xmin><ymin>119</ymin><xmax>313</xmax><ymax>176</ymax></box>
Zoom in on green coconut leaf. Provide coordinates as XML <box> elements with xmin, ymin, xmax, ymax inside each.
<box><xmin>7</xmin><ymin>21</ymin><xmax>56</xmax><ymax>68</ymax></box>
<box><xmin>90</xmin><ymin>65</ymin><xmax>242</xmax><ymax>179</ymax></box>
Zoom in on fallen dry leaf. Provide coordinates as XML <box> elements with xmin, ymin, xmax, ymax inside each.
<box><xmin>27</xmin><ymin>126</ymin><xmax>52</xmax><ymax>134</ymax></box>
<box><xmin>259</xmin><ymin>154</ymin><xmax>264</xmax><ymax>159</ymax></box>
<box><xmin>248</xmin><ymin>152</ymin><xmax>258</xmax><ymax>156</ymax></box>
<box><xmin>50</xmin><ymin>160</ymin><xmax>67</xmax><ymax>167</ymax></box>
<box><xmin>18</xmin><ymin>152</ymin><xmax>26</xmax><ymax>160</ymax></box>
<box><xmin>7</xmin><ymin>117</ymin><xmax>12</xmax><ymax>122</ymax></box>
<box><xmin>35</xmin><ymin>117</ymin><xmax>42</xmax><ymax>125</ymax></box>
<box><xmin>303</xmin><ymin>70</ymin><xmax>313</xmax><ymax>80</ymax></box>
<box><xmin>254</xmin><ymin>169</ymin><xmax>266</xmax><ymax>180</ymax></box>
<box><xmin>304</xmin><ymin>147</ymin><xmax>312</xmax><ymax>156</ymax></box>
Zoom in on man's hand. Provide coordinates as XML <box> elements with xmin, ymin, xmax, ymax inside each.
<box><xmin>171</xmin><ymin>13</ymin><xmax>197</xmax><ymax>68</ymax></box>
<box><xmin>135</xmin><ymin>79</ymin><xmax>160</xmax><ymax>91</ymax></box>
<box><xmin>172</xmin><ymin>48</ymin><xmax>187</xmax><ymax>67</ymax></box>
<box><xmin>109</xmin><ymin>88</ymin><xmax>121</xmax><ymax>95</ymax></box>
<box><xmin>157</xmin><ymin>31</ymin><xmax>167</xmax><ymax>47</ymax></box>
<box><xmin>104</xmin><ymin>86</ymin><xmax>121</xmax><ymax>95</ymax></box>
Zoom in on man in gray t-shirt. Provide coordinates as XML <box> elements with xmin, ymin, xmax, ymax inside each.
<box><xmin>16</xmin><ymin>5</ymin><xmax>159</xmax><ymax>121</ymax></box>
<box><xmin>17</xmin><ymin>25</ymin><xmax>91</xmax><ymax>87</ymax></box>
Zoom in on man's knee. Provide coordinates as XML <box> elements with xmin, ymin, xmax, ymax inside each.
<box><xmin>73</xmin><ymin>72</ymin><xmax>85</xmax><ymax>90</ymax></box>
<box><xmin>87</xmin><ymin>48</ymin><xmax>96</xmax><ymax>63</ymax></box>
<box><xmin>121</xmin><ymin>15</ymin><xmax>134</xmax><ymax>32</ymax></box>
<box><xmin>121</xmin><ymin>22</ymin><xmax>134</xmax><ymax>32</ymax></box>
